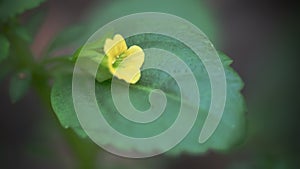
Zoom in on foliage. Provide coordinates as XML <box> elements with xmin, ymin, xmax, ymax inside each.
<box><xmin>0</xmin><ymin>0</ymin><xmax>246</xmax><ymax>163</ymax></box>
<box><xmin>9</xmin><ymin>70</ymin><xmax>31</xmax><ymax>103</ymax></box>
<box><xmin>0</xmin><ymin>0</ymin><xmax>45</xmax><ymax>22</ymax></box>
<box><xmin>0</xmin><ymin>35</ymin><xmax>9</xmax><ymax>62</ymax></box>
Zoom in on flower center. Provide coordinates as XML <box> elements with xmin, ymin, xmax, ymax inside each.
<box><xmin>112</xmin><ymin>53</ymin><xmax>127</xmax><ymax>68</ymax></box>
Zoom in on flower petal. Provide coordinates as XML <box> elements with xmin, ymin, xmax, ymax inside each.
<box><xmin>114</xmin><ymin>45</ymin><xmax>144</xmax><ymax>84</ymax></box>
<box><xmin>104</xmin><ymin>34</ymin><xmax>127</xmax><ymax>58</ymax></box>
<box><xmin>114</xmin><ymin>68</ymin><xmax>141</xmax><ymax>84</ymax></box>
<box><xmin>123</xmin><ymin>45</ymin><xmax>144</xmax><ymax>68</ymax></box>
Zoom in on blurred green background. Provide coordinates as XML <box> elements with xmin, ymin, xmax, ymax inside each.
<box><xmin>1</xmin><ymin>0</ymin><xmax>299</xmax><ymax>168</ymax></box>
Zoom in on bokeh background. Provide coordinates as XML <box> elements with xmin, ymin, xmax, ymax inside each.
<box><xmin>1</xmin><ymin>0</ymin><xmax>299</xmax><ymax>168</ymax></box>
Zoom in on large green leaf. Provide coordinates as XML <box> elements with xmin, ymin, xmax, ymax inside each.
<box><xmin>51</xmin><ymin>34</ymin><xmax>246</xmax><ymax>155</ymax></box>
<box><xmin>0</xmin><ymin>0</ymin><xmax>45</xmax><ymax>22</ymax></box>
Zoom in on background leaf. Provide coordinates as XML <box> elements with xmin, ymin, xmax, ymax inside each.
<box><xmin>48</xmin><ymin>0</ymin><xmax>218</xmax><ymax>55</ymax></box>
<box><xmin>51</xmin><ymin>34</ymin><xmax>246</xmax><ymax>155</ymax></box>
<box><xmin>47</xmin><ymin>25</ymin><xmax>85</xmax><ymax>53</ymax></box>
<box><xmin>0</xmin><ymin>34</ymin><xmax>10</xmax><ymax>62</ymax></box>
<box><xmin>23</xmin><ymin>9</ymin><xmax>45</xmax><ymax>39</ymax></box>
<box><xmin>9</xmin><ymin>70</ymin><xmax>32</xmax><ymax>103</ymax></box>
<box><xmin>0</xmin><ymin>0</ymin><xmax>45</xmax><ymax>22</ymax></box>
<box><xmin>89</xmin><ymin>0</ymin><xmax>218</xmax><ymax>43</ymax></box>
<box><xmin>13</xmin><ymin>26</ymin><xmax>32</xmax><ymax>42</ymax></box>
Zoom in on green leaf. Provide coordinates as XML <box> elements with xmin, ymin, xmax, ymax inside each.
<box><xmin>51</xmin><ymin>76</ymin><xmax>87</xmax><ymax>138</ymax></box>
<box><xmin>47</xmin><ymin>25</ymin><xmax>86</xmax><ymax>53</ymax></box>
<box><xmin>51</xmin><ymin>34</ymin><xmax>246</xmax><ymax>155</ymax></box>
<box><xmin>71</xmin><ymin>35</ymin><xmax>113</xmax><ymax>82</ymax></box>
<box><xmin>0</xmin><ymin>0</ymin><xmax>45</xmax><ymax>22</ymax></box>
<box><xmin>53</xmin><ymin>0</ymin><xmax>218</xmax><ymax>52</ymax></box>
<box><xmin>9</xmin><ymin>70</ymin><xmax>31</xmax><ymax>103</ymax></box>
<box><xmin>0</xmin><ymin>35</ymin><xmax>9</xmax><ymax>62</ymax></box>
<box><xmin>14</xmin><ymin>26</ymin><xmax>32</xmax><ymax>42</ymax></box>
<box><xmin>23</xmin><ymin>10</ymin><xmax>45</xmax><ymax>38</ymax></box>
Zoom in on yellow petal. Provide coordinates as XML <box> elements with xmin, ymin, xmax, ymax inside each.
<box><xmin>123</xmin><ymin>45</ymin><xmax>144</xmax><ymax>67</ymax></box>
<box><xmin>114</xmin><ymin>45</ymin><xmax>145</xmax><ymax>84</ymax></box>
<box><xmin>104</xmin><ymin>34</ymin><xmax>127</xmax><ymax>58</ymax></box>
<box><xmin>114</xmin><ymin>68</ymin><xmax>141</xmax><ymax>84</ymax></box>
<box><xmin>130</xmin><ymin>71</ymin><xmax>141</xmax><ymax>84</ymax></box>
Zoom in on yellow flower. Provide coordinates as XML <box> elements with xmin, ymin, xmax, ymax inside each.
<box><xmin>104</xmin><ymin>34</ymin><xmax>144</xmax><ymax>84</ymax></box>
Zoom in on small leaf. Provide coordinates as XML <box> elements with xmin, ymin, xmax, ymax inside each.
<box><xmin>73</xmin><ymin>36</ymin><xmax>114</xmax><ymax>83</ymax></box>
<box><xmin>9</xmin><ymin>70</ymin><xmax>31</xmax><ymax>103</ymax></box>
<box><xmin>14</xmin><ymin>26</ymin><xmax>32</xmax><ymax>42</ymax></box>
<box><xmin>51</xmin><ymin>76</ymin><xmax>86</xmax><ymax>138</ymax></box>
<box><xmin>0</xmin><ymin>35</ymin><xmax>10</xmax><ymax>62</ymax></box>
<box><xmin>47</xmin><ymin>25</ymin><xmax>86</xmax><ymax>53</ymax></box>
<box><xmin>23</xmin><ymin>10</ymin><xmax>45</xmax><ymax>38</ymax></box>
<box><xmin>0</xmin><ymin>0</ymin><xmax>46</xmax><ymax>22</ymax></box>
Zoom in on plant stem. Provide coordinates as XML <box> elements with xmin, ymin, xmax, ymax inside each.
<box><xmin>4</xmin><ymin>20</ymin><xmax>99</xmax><ymax>169</ymax></box>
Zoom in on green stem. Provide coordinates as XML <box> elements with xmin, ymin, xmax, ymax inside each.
<box><xmin>33</xmin><ymin>58</ymin><xmax>99</xmax><ymax>169</ymax></box>
<box><xmin>32</xmin><ymin>69</ymin><xmax>98</xmax><ymax>169</ymax></box>
<box><xmin>4</xmin><ymin>21</ymin><xmax>99</xmax><ymax>169</ymax></box>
